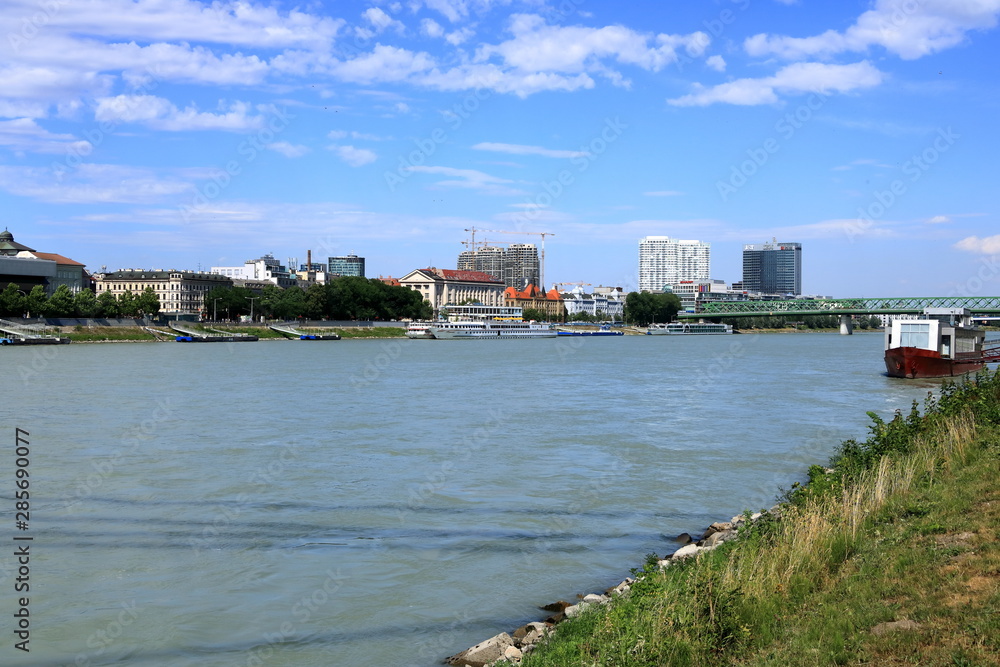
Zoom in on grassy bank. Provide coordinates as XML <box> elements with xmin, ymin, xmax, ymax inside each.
<box><xmin>57</xmin><ymin>324</ymin><xmax>406</xmax><ymax>341</ymax></box>
<box><xmin>518</xmin><ymin>371</ymin><xmax>1000</xmax><ymax>667</ymax></box>
<box><xmin>62</xmin><ymin>326</ymin><xmax>159</xmax><ymax>342</ymax></box>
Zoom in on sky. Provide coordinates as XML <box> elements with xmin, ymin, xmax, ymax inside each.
<box><xmin>1</xmin><ymin>0</ymin><xmax>999</xmax><ymax>297</ymax></box>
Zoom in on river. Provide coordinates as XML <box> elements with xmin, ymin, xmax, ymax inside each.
<box><xmin>1</xmin><ymin>332</ymin><xmax>948</xmax><ymax>666</ymax></box>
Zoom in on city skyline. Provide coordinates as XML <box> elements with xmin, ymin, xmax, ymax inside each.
<box><xmin>2</xmin><ymin>1</ymin><xmax>999</xmax><ymax>298</ymax></box>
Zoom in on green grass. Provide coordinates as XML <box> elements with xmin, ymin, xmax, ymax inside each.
<box><xmin>516</xmin><ymin>370</ymin><xmax>1000</xmax><ymax>667</ymax></box>
<box><xmin>63</xmin><ymin>326</ymin><xmax>158</xmax><ymax>342</ymax></box>
<box><xmin>329</xmin><ymin>326</ymin><xmax>405</xmax><ymax>338</ymax></box>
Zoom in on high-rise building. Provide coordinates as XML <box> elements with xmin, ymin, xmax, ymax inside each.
<box><xmin>456</xmin><ymin>244</ymin><xmax>538</xmax><ymax>290</ymax></box>
<box><xmin>742</xmin><ymin>242</ymin><xmax>801</xmax><ymax>295</ymax></box>
<box><xmin>638</xmin><ymin>236</ymin><xmax>710</xmax><ymax>292</ymax></box>
<box><xmin>502</xmin><ymin>243</ymin><xmax>539</xmax><ymax>290</ymax></box>
<box><xmin>328</xmin><ymin>254</ymin><xmax>365</xmax><ymax>278</ymax></box>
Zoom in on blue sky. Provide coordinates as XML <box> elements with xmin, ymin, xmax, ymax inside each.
<box><xmin>1</xmin><ymin>0</ymin><xmax>999</xmax><ymax>297</ymax></box>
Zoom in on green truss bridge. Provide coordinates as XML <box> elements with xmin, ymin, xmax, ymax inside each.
<box><xmin>677</xmin><ymin>296</ymin><xmax>1000</xmax><ymax>319</ymax></box>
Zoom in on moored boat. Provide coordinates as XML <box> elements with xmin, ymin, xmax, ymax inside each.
<box><xmin>405</xmin><ymin>322</ymin><xmax>436</xmax><ymax>339</ymax></box>
<box><xmin>884</xmin><ymin>308</ymin><xmax>1000</xmax><ymax>378</ymax></box>
<box><xmin>428</xmin><ymin>320</ymin><xmax>556</xmax><ymax>339</ymax></box>
<box><xmin>646</xmin><ymin>322</ymin><xmax>733</xmax><ymax>335</ymax></box>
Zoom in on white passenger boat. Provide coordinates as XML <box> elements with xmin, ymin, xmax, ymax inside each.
<box><xmin>646</xmin><ymin>322</ymin><xmax>733</xmax><ymax>335</ymax></box>
<box><xmin>428</xmin><ymin>320</ymin><xmax>557</xmax><ymax>339</ymax></box>
<box><xmin>405</xmin><ymin>322</ymin><xmax>436</xmax><ymax>339</ymax></box>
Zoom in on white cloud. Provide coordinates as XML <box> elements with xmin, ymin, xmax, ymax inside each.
<box><xmin>330</xmin><ymin>45</ymin><xmax>435</xmax><ymax>84</ymax></box>
<box><xmin>645</xmin><ymin>190</ymin><xmax>684</xmax><ymax>197</ymax></box>
<box><xmin>328</xmin><ymin>130</ymin><xmax>388</xmax><ymax>141</ymax></box>
<box><xmin>705</xmin><ymin>55</ymin><xmax>726</xmax><ymax>72</ymax></box>
<box><xmin>446</xmin><ymin>27</ymin><xmax>476</xmax><ymax>45</ymax></box>
<box><xmin>472</xmin><ymin>141</ymin><xmax>588</xmax><ymax>158</ymax></box>
<box><xmin>94</xmin><ymin>95</ymin><xmax>265</xmax><ymax>132</ymax></box>
<box><xmin>955</xmin><ymin>235</ymin><xmax>1000</xmax><ymax>254</ymax></box>
<box><xmin>405</xmin><ymin>165</ymin><xmax>523</xmax><ymax>194</ymax></box>
<box><xmin>927</xmin><ymin>215</ymin><xmax>950</xmax><ymax>224</ymax></box>
<box><xmin>330</xmin><ymin>145</ymin><xmax>377</xmax><ymax>166</ymax></box>
<box><xmin>356</xmin><ymin>7</ymin><xmax>405</xmax><ymax>39</ymax></box>
<box><xmin>0</xmin><ymin>118</ymin><xmax>89</xmax><ymax>154</ymax></box>
<box><xmin>477</xmin><ymin>15</ymin><xmax>710</xmax><ymax>77</ymax></box>
<box><xmin>745</xmin><ymin>0</ymin><xmax>1000</xmax><ymax>60</ymax></box>
<box><xmin>668</xmin><ymin>60</ymin><xmax>884</xmax><ymax>106</ymax></box>
<box><xmin>0</xmin><ymin>163</ymin><xmax>194</xmax><ymax>204</ymax></box>
<box><xmin>267</xmin><ymin>142</ymin><xmax>309</xmax><ymax>158</ymax></box>
<box><xmin>421</xmin><ymin>18</ymin><xmax>445</xmax><ymax>38</ymax></box>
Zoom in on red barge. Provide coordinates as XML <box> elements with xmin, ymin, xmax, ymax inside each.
<box><xmin>884</xmin><ymin>308</ymin><xmax>1000</xmax><ymax>379</ymax></box>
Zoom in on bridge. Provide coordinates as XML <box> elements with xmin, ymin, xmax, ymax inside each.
<box><xmin>676</xmin><ymin>296</ymin><xmax>1000</xmax><ymax>334</ymax></box>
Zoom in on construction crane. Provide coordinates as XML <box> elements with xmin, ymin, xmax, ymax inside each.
<box><xmin>464</xmin><ymin>227</ymin><xmax>555</xmax><ymax>289</ymax></box>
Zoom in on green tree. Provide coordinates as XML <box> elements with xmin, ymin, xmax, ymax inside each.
<box><xmin>74</xmin><ymin>289</ymin><xmax>100</xmax><ymax>318</ymax></box>
<box><xmin>118</xmin><ymin>289</ymin><xmax>140</xmax><ymax>317</ymax></box>
<box><xmin>522</xmin><ymin>307</ymin><xmax>547</xmax><ymax>321</ymax></box>
<box><xmin>274</xmin><ymin>286</ymin><xmax>306</xmax><ymax>320</ymax></box>
<box><xmin>0</xmin><ymin>283</ymin><xmax>25</xmax><ymax>317</ymax></box>
<box><xmin>24</xmin><ymin>285</ymin><xmax>47</xmax><ymax>319</ymax></box>
<box><xmin>97</xmin><ymin>290</ymin><xmax>119</xmax><ymax>317</ymax></box>
<box><xmin>44</xmin><ymin>285</ymin><xmax>77</xmax><ymax>317</ymax></box>
<box><xmin>304</xmin><ymin>283</ymin><xmax>329</xmax><ymax>320</ymax></box>
<box><xmin>624</xmin><ymin>292</ymin><xmax>681</xmax><ymax>326</ymax></box>
<box><xmin>136</xmin><ymin>286</ymin><xmax>161</xmax><ymax>317</ymax></box>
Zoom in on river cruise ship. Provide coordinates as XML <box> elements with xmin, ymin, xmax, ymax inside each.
<box><xmin>646</xmin><ymin>322</ymin><xmax>733</xmax><ymax>335</ymax></box>
<box><xmin>428</xmin><ymin>320</ymin><xmax>556</xmax><ymax>339</ymax></box>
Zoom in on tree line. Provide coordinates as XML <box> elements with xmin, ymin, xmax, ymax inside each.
<box><xmin>203</xmin><ymin>277</ymin><xmax>432</xmax><ymax>321</ymax></box>
<box><xmin>0</xmin><ymin>283</ymin><xmax>160</xmax><ymax>318</ymax></box>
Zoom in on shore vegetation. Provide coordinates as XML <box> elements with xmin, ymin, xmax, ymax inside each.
<box><xmin>517</xmin><ymin>369</ymin><xmax>1000</xmax><ymax>667</ymax></box>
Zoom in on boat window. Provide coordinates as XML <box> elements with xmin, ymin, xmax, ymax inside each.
<box><xmin>941</xmin><ymin>334</ymin><xmax>951</xmax><ymax>358</ymax></box>
<box><xmin>899</xmin><ymin>323</ymin><xmax>930</xmax><ymax>349</ymax></box>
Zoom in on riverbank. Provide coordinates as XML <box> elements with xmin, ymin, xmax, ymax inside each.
<box><xmin>54</xmin><ymin>325</ymin><xmax>407</xmax><ymax>342</ymax></box>
<box><xmin>451</xmin><ymin>369</ymin><xmax>1000</xmax><ymax>667</ymax></box>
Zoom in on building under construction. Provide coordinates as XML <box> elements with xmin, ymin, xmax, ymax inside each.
<box><xmin>457</xmin><ymin>244</ymin><xmax>539</xmax><ymax>291</ymax></box>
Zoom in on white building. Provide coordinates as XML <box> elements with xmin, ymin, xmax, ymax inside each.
<box><xmin>639</xmin><ymin>236</ymin><xmax>710</xmax><ymax>292</ymax></box>
<box><xmin>211</xmin><ymin>253</ymin><xmax>295</xmax><ymax>288</ymax></box>
<box><xmin>561</xmin><ymin>286</ymin><xmax>626</xmax><ymax>321</ymax></box>
<box><xmin>398</xmin><ymin>267</ymin><xmax>506</xmax><ymax>317</ymax></box>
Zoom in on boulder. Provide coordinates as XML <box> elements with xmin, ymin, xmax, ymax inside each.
<box><xmin>539</xmin><ymin>600</ymin><xmax>571</xmax><ymax>613</ymax></box>
<box><xmin>582</xmin><ymin>593</ymin><xmax>609</xmax><ymax>605</ymax></box>
<box><xmin>703</xmin><ymin>529</ymin><xmax>737</xmax><ymax>548</ymax></box>
<box><xmin>701</xmin><ymin>521</ymin><xmax>732</xmax><ymax>540</ymax></box>
<box><xmin>671</xmin><ymin>543</ymin><xmax>702</xmax><ymax>560</ymax></box>
<box><xmin>512</xmin><ymin>622</ymin><xmax>549</xmax><ymax>648</ymax></box>
<box><xmin>503</xmin><ymin>646</ymin><xmax>523</xmax><ymax>663</ymax></box>
<box><xmin>446</xmin><ymin>633</ymin><xmax>514</xmax><ymax>667</ymax></box>
<box><xmin>606</xmin><ymin>577</ymin><xmax>634</xmax><ymax>596</ymax></box>
<box><xmin>674</xmin><ymin>532</ymin><xmax>693</xmax><ymax>544</ymax></box>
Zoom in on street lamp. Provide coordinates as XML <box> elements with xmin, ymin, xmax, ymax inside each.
<box><xmin>246</xmin><ymin>296</ymin><xmax>260</xmax><ymax>323</ymax></box>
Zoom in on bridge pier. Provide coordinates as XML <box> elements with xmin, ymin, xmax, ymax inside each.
<box><xmin>839</xmin><ymin>314</ymin><xmax>854</xmax><ymax>335</ymax></box>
